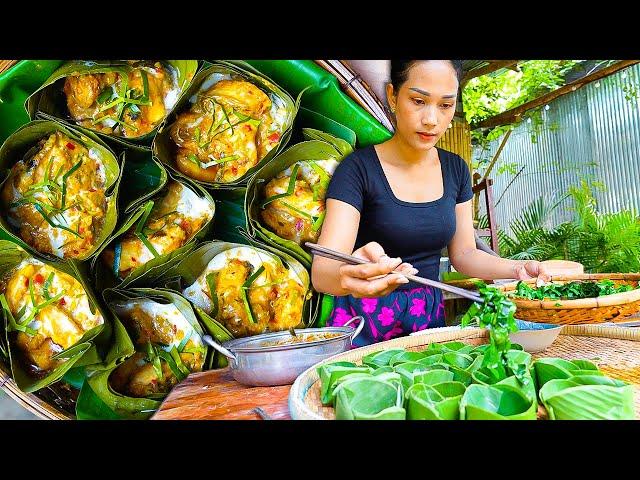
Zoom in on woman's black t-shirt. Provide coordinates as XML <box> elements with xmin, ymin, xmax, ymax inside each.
<box><xmin>325</xmin><ymin>145</ymin><xmax>473</xmax><ymax>289</ymax></box>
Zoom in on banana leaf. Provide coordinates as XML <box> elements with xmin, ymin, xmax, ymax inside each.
<box><xmin>153</xmin><ymin>61</ymin><xmax>297</xmax><ymax>190</ymax></box>
<box><xmin>334</xmin><ymin>376</ymin><xmax>406</xmax><ymax>420</ymax></box>
<box><xmin>394</xmin><ymin>361</ymin><xmax>433</xmax><ymax>390</ymax></box>
<box><xmin>361</xmin><ymin>349</ymin><xmax>406</xmax><ymax>369</ymax></box>
<box><xmin>0</xmin><ymin>240</ymin><xmax>110</xmax><ymax>393</ymax></box>
<box><xmin>413</xmin><ymin>369</ymin><xmax>455</xmax><ymax>386</ymax></box>
<box><xmin>0</xmin><ymin>120</ymin><xmax>122</xmax><ymax>262</ymax></box>
<box><xmin>26</xmin><ymin>60</ymin><xmax>199</xmax><ymax>149</ymax></box>
<box><xmin>156</xmin><ymin>240</ymin><xmax>316</xmax><ymax>335</ymax></box>
<box><xmin>460</xmin><ymin>383</ymin><xmax>537</xmax><ymax>420</ymax></box>
<box><xmin>388</xmin><ymin>350</ymin><xmax>427</xmax><ymax>366</ymax></box>
<box><xmin>89</xmin><ymin>170</ymin><xmax>215</xmax><ymax>291</ymax></box>
<box><xmin>406</xmin><ymin>382</ymin><xmax>465</xmax><ymax>420</ymax></box>
<box><xmin>539</xmin><ymin>375</ymin><xmax>635</xmax><ymax>420</ymax></box>
<box><xmin>118</xmin><ymin>148</ymin><xmax>168</xmax><ymax>214</ymax></box>
<box><xmin>533</xmin><ymin>357</ymin><xmax>601</xmax><ymax>389</ymax></box>
<box><xmin>417</xmin><ymin>354</ymin><xmax>444</xmax><ymax>367</ymax></box>
<box><xmin>209</xmin><ymin>187</ymin><xmax>250</xmax><ymax>245</ymax></box>
<box><xmin>317</xmin><ymin>361</ymin><xmax>372</xmax><ymax>405</ymax></box>
<box><xmin>245</xmin><ymin>130</ymin><xmax>354</xmax><ymax>269</ymax></box>
<box><xmin>83</xmin><ymin>287</ymin><xmax>210</xmax><ymax>419</ymax></box>
<box><xmin>294</xmin><ymin>107</ymin><xmax>357</xmax><ymax>148</ymax></box>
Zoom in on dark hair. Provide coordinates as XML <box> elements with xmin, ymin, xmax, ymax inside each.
<box><xmin>390</xmin><ymin>60</ymin><xmax>463</xmax><ymax>91</ymax></box>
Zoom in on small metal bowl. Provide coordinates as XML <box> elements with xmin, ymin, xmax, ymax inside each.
<box><xmin>202</xmin><ymin>316</ymin><xmax>365</xmax><ymax>386</ymax></box>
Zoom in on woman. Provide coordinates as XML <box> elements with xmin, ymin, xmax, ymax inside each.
<box><xmin>311</xmin><ymin>60</ymin><xmax>553</xmax><ymax>347</ymax></box>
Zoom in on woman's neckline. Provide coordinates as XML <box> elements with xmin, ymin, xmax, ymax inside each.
<box><xmin>371</xmin><ymin>144</ymin><xmax>447</xmax><ymax>207</ymax></box>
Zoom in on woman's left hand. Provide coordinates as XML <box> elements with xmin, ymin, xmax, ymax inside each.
<box><xmin>513</xmin><ymin>260</ymin><xmax>551</xmax><ymax>283</ymax></box>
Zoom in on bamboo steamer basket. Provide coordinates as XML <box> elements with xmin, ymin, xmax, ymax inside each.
<box><xmin>494</xmin><ymin>274</ymin><xmax>640</xmax><ymax>325</ymax></box>
<box><xmin>289</xmin><ymin>324</ymin><xmax>640</xmax><ymax>420</ymax></box>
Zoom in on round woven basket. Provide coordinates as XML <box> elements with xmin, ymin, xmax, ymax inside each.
<box><xmin>493</xmin><ymin>273</ymin><xmax>640</xmax><ymax>325</ymax></box>
<box><xmin>289</xmin><ymin>324</ymin><xmax>640</xmax><ymax>420</ymax></box>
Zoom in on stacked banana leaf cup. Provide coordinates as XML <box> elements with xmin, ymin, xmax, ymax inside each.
<box><xmin>0</xmin><ymin>60</ymin><xmax>357</xmax><ymax>419</ymax></box>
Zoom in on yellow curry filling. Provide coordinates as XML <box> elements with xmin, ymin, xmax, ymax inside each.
<box><xmin>0</xmin><ymin>259</ymin><xmax>103</xmax><ymax>375</ymax></box>
<box><xmin>101</xmin><ymin>180</ymin><xmax>213</xmax><ymax>279</ymax></box>
<box><xmin>169</xmin><ymin>78</ymin><xmax>283</xmax><ymax>183</ymax></box>
<box><xmin>63</xmin><ymin>61</ymin><xmax>179</xmax><ymax>138</ymax></box>
<box><xmin>109</xmin><ymin>300</ymin><xmax>205</xmax><ymax>397</ymax></box>
<box><xmin>1</xmin><ymin>131</ymin><xmax>107</xmax><ymax>259</ymax></box>
<box><xmin>182</xmin><ymin>247</ymin><xmax>306</xmax><ymax>338</ymax></box>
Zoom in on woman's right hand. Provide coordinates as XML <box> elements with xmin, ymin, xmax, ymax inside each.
<box><xmin>338</xmin><ymin>242</ymin><xmax>418</xmax><ymax>298</ymax></box>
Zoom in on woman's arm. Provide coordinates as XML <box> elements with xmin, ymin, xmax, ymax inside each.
<box><xmin>448</xmin><ymin>200</ymin><xmax>550</xmax><ymax>281</ymax></box>
<box><xmin>311</xmin><ymin>199</ymin><xmax>417</xmax><ymax>297</ymax></box>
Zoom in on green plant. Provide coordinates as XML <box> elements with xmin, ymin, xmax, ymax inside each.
<box><xmin>496</xmin><ymin>181</ymin><xmax>640</xmax><ymax>273</ymax></box>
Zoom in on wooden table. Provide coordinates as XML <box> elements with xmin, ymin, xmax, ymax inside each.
<box><xmin>152</xmin><ymin>368</ymin><xmax>292</xmax><ymax>420</ymax></box>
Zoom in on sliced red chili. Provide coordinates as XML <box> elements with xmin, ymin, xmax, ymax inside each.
<box><xmin>268</xmin><ymin>132</ymin><xmax>280</xmax><ymax>143</ymax></box>
<box><xmin>34</xmin><ymin>273</ymin><xmax>44</xmax><ymax>284</ymax></box>
<box><xmin>66</xmin><ymin>142</ymin><xmax>75</xmax><ymax>150</ymax></box>
<box><xmin>59</xmin><ymin>298</ymin><xmax>66</xmax><ymax>307</ymax></box>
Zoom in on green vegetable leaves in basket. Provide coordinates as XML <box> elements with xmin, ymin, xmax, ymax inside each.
<box><xmin>0</xmin><ymin>120</ymin><xmax>122</xmax><ymax>262</ymax></box>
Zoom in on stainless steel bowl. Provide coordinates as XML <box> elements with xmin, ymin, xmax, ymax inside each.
<box><xmin>202</xmin><ymin>316</ymin><xmax>365</xmax><ymax>386</ymax></box>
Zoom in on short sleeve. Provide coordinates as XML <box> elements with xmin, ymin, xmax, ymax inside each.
<box><xmin>455</xmin><ymin>154</ymin><xmax>473</xmax><ymax>204</ymax></box>
<box><xmin>325</xmin><ymin>152</ymin><xmax>366</xmax><ymax>212</ymax></box>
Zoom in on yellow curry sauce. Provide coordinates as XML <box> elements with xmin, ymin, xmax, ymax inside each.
<box><xmin>0</xmin><ymin>259</ymin><xmax>103</xmax><ymax>376</ymax></box>
<box><xmin>1</xmin><ymin>132</ymin><xmax>107</xmax><ymax>259</ymax></box>
<box><xmin>101</xmin><ymin>180</ymin><xmax>213</xmax><ymax>279</ymax></box>
<box><xmin>109</xmin><ymin>299</ymin><xmax>205</xmax><ymax>397</ymax></box>
<box><xmin>169</xmin><ymin>78</ymin><xmax>283</xmax><ymax>183</ymax></box>
<box><xmin>64</xmin><ymin>61</ymin><xmax>179</xmax><ymax>138</ymax></box>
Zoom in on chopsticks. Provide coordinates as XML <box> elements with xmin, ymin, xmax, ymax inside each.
<box><xmin>305</xmin><ymin>242</ymin><xmax>483</xmax><ymax>303</ymax></box>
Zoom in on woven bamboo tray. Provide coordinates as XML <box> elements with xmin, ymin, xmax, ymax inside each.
<box><xmin>289</xmin><ymin>324</ymin><xmax>640</xmax><ymax>420</ymax></box>
<box><xmin>494</xmin><ymin>274</ymin><xmax>640</xmax><ymax>325</ymax></box>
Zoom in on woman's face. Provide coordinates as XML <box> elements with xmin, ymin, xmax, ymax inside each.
<box><xmin>387</xmin><ymin>61</ymin><xmax>458</xmax><ymax>151</ymax></box>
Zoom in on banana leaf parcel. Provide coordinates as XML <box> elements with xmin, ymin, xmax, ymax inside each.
<box><xmin>153</xmin><ymin>61</ymin><xmax>297</xmax><ymax>190</ymax></box>
<box><xmin>0</xmin><ymin>120</ymin><xmax>122</xmax><ymax>262</ymax></box>
<box><xmin>26</xmin><ymin>60</ymin><xmax>198</xmax><ymax>149</ymax></box>
<box><xmin>158</xmin><ymin>240</ymin><xmax>315</xmax><ymax>338</ymax></box>
<box><xmin>90</xmin><ymin>170</ymin><xmax>215</xmax><ymax>291</ymax></box>
<box><xmin>245</xmin><ymin>128</ymin><xmax>354</xmax><ymax>268</ymax></box>
<box><xmin>0</xmin><ymin>240</ymin><xmax>110</xmax><ymax>393</ymax></box>
<box><xmin>81</xmin><ymin>287</ymin><xmax>218</xmax><ymax>420</ymax></box>
<box><xmin>334</xmin><ymin>376</ymin><xmax>406</xmax><ymax>420</ymax></box>
<box><xmin>460</xmin><ymin>383</ymin><xmax>537</xmax><ymax>420</ymax></box>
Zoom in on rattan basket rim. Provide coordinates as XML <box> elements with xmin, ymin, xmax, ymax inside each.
<box><xmin>495</xmin><ymin>274</ymin><xmax>640</xmax><ymax>309</ymax></box>
<box><xmin>288</xmin><ymin>324</ymin><xmax>640</xmax><ymax>420</ymax></box>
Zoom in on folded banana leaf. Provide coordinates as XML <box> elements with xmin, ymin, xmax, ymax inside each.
<box><xmin>394</xmin><ymin>361</ymin><xmax>434</xmax><ymax>390</ymax></box>
<box><xmin>118</xmin><ymin>148</ymin><xmax>168</xmax><ymax>214</ymax></box>
<box><xmin>82</xmin><ymin>287</ymin><xmax>212</xmax><ymax>419</ymax></box>
<box><xmin>361</xmin><ymin>349</ymin><xmax>406</xmax><ymax>369</ymax></box>
<box><xmin>90</xmin><ymin>170</ymin><xmax>215</xmax><ymax>291</ymax></box>
<box><xmin>533</xmin><ymin>357</ymin><xmax>602</xmax><ymax>389</ymax></box>
<box><xmin>0</xmin><ymin>120</ymin><xmax>122</xmax><ymax>262</ymax></box>
<box><xmin>406</xmin><ymin>381</ymin><xmax>466</xmax><ymax>420</ymax></box>
<box><xmin>0</xmin><ymin>240</ymin><xmax>110</xmax><ymax>393</ymax></box>
<box><xmin>26</xmin><ymin>60</ymin><xmax>199</xmax><ymax>149</ymax></box>
<box><xmin>153</xmin><ymin>61</ymin><xmax>297</xmax><ymax>190</ymax></box>
<box><xmin>539</xmin><ymin>375</ymin><xmax>635</xmax><ymax>420</ymax></box>
<box><xmin>460</xmin><ymin>383</ymin><xmax>537</xmax><ymax>420</ymax></box>
<box><xmin>317</xmin><ymin>361</ymin><xmax>372</xmax><ymax>405</ymax></box>
<box><xmin>245</xmin><ymin>129</ymin><xmax>354</xmax><ymax>268</ymax></box>
<box><xmin>334</xmin><ymin>376</ymin><xmax>406</xmax><ymax>420</ymax></box>
<box><xmin>388</xmin><ymin>350</ymin><xmax>427</xmax><ymax>366</ymax></box>
<box><xmin>156</xmin><ymin>240</ymin><xmax>316</xmax><ymax>338</ymax></box>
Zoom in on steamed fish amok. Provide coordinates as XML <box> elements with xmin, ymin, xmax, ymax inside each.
<box><xmin>169</xmin><ymin>78</ymin><xmax>285</xmax><ymax>183</ymax></box>
<box><xmin>101</xmin><ymin>180</ymin><xmax>214</xmax><ymax>279</ymax></box>
<box><xmin>64</xmin><ymin>61</ymin><xmax>180</xmax><ymax>138</ymax></box>
<box><xmin>109</xmin><ymin>299</ymin><xmax>206</xmax><ymax>397</ymax></box>
<box><xmin>183</xmin><ymin>246</ymin><xmax>306</xmax><ymax>337</ymax></box>
<box><xmin>1</xmin><ymin>131</ymin><xmax>107</xmax><ymax>259</ymax></box>
<box><xmin>0</xmin><ymin>258</ymin><xmax>103</xmax><ymax>376</ymax></box>
<box><xmin>261</xmin><ymin>158</ymin><xmax>339</xmax><ymax>245</ymax></box>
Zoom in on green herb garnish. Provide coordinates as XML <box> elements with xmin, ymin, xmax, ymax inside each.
<box><xmin>240</xmin><ymin>265</ymin><xmax>265</xmax><ymax>324</ymax></box>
